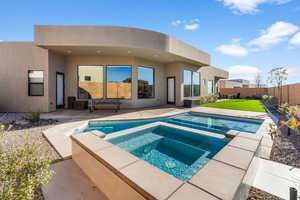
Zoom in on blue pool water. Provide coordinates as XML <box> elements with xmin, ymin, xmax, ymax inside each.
<box><xmin>82</xmin><ymin>112</ymin><xmax>262</xmax><ymax>135</ymax></box>
<box><xmin>108</xmin><ymin>125</ymin><xmax>229</xmax><ymax>181</ymax></box>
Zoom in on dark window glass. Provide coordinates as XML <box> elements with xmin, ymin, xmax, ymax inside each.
<box><xmin>138</xmin><ymin>66</ymin><xmax>155</xmax><ymax>98</ymax></box>
<box><xmin>193</xmin><ymin>72</ymin><xmax>201</xmax><ymax>96</ymax></box>
<box><xmin>84</xmin><ymin>76</ymin><xmax>91</xmax><ymax>81</ymax></box>
<box><xmin>107</xmin><ymin>66</ymin><xmax>132</xmax><ymax>99</ymax></box>
<box><xmin>78</xmin><ymin>66</ymin><xmax>104</xmax><ymax>99</ymax></box>
<box><xmin>28</xmin><ymin>71</ymin><xmax>44</xmax><ymax>96</ymax></box>
<box><xmin>184</xmin><ymin>70</ymin><xmax>192</xmax><ymax>97</ymax></box>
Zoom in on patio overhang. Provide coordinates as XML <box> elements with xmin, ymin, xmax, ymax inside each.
<box><xmin>34</xmin><ymin>25</ymin><xmax>211</xmax><ymax>66</ymax></box>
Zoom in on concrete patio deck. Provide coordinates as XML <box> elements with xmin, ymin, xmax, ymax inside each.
<box><xmin>42</xmin><ymin>159</ymin><xmax>108</xmax><ymax>200</ymax></box>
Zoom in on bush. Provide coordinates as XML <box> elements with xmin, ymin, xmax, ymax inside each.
<box><xmin>268</xmin><ymin>96</ymin><xmax>279</xmax><ymax>105</ymax></box>
<box><xmin>282</xmin><ymin>106</ymin><xmax>300</xmax><ymax>133</ymax></box>
<box><xmin>0</xmin><ymin>126</ymin><xmax>54</xmax><ymax>200</ymax></box>
<box><xmin>262</xmin><ymin>95</ymin><xmax>269</xmax><ymax>101</ymax></box>
<box><xmin>199</xmin><ymin>95</ymin><xmax>218</xmax><ymax>104</ymax></box>
<box><xmin>26</xmin><ymin>112</ymin><xmax>41</xmax><ymax>123</ymax></box>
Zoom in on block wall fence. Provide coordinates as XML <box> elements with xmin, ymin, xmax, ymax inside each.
<box><xmin>220</xmin><ymin>83</ymin><xmax>300</xmax><ymax>105</ymax></box>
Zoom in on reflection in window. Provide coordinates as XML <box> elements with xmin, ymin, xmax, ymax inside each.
<box><xmin>78</xmin><ymin>66</ymin><xmax>104</xmax><ymax>99</ymax></box>
<box><xmin>138</xmin><ymin>66</ymin><xmax>155</xmax><ymax>98</ymax></box>
<box><xmin>207</xmin><ymin>80</ymin><xmax>214</xmax><ymax>95</ymax></box>
<box><xmin>184</xmin><ymin>70</ymin><xmax>192</xmax><ymax>97</ymax></box>
<box><xmin>28</xmin><ymin>71</ymin><xmax>44</xmax><ymax>96</ymax></box>
<box><xmin>193</xmin><ymin>72</ymin><xmax>200</xmax><ymax>96</ymax></box>
<box><xmin>107</xmin><ymin>66</ymin><xmax>132</xmax><ymax>99</ymax></box>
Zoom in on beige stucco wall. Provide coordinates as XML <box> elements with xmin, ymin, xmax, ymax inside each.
<box><xmin>200</xmin><ymin>66</ymin><xmax>228</xmax><ymax>96</ymax></box>
<box><xmin>0</xmin><ymin>42</ymin><xmax>50</xmax><ymax>112</ymax></box>
<box><xmin>35</xmin><ymin>25</ymin><xmax>211</xmax><ymax>66</ymax></box>
<box><xmin>72</xmin><ymin>141</ymin><xmax>146</xmax><ymax>200</ymax></box>
<box><xmin>65</xmin><ymin>55</ymin><xmax>167</xmax><ymax>108</ymax></box>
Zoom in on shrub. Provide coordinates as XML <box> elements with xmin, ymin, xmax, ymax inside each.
<box><xmin>0</xmin><ymin>127</ymin><xmax>54</xmax><ymax>200</ymax></box>
<box><xmin>262</xmin><ymin>95</ymin><xmax>269</xmax><ymax>101</ymax></box>
<box><xmin>268</xmin><ymin>96</ymin><xmax>279</xmax><ymax>105</ymax></box>
<box><xmin>282</xmin><ymin>106</ymin><xmax>300</xmax><ymax>133</ymax></box>
<box><xmin>199</xmin><ymin>95</ymin><xmax>218</xmax><ymax>104</ymax></box>
<box><xmin>26</xmin><ymin>112</ymin><xmax>41</xmax><ymax>123</ymax></box>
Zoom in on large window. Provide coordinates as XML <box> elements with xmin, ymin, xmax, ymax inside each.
<box><xmin>184</xmin><ymin>70</ymin><xmax>192</xmax><ymax>97</ymax></box>
<box><xmin>28</xmin><ymin>71</ymin><xmax>44</xmax><ymax>96</ymax></box>
<box><xmin>78</xmin><ymin>66</ymin><xmax>104</xmax><ymax>99</ymax></box>
<box><xmin>138</xmin><ymin>66</ymin><xmax>155</xmax><ymax>98</ymax></box>
<box><xmin>193</xmin><ymin>72</ymin><xmax>201</xmax><ymax>96</ymax></box>
<box><xmin>107</xmin><ymin>66</ymin><xmax>132</xmax><ymax>99</ymax></box>
<box><xmin>207</xmin><ymin>80</ymin><xmax>214</xmax><ymax>95</ymax></box>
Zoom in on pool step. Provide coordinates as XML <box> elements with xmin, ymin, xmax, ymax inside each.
<box><xmin>167</xmin><ymin>119</ymin><xmax>226</xmax><ymax>134</ymax></box>
<box><xmin>116</xmin><ymin>133</ymin><xmax>163</xmax><ymax>152</ymax></box>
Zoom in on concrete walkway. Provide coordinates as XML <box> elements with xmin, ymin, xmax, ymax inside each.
<box><xmin>251</xmin><ymin>157</ymin><xmax>300</xmax><ymax>200</ymax></box>
<box><xmin>42</xmin><ymin>159</ymin><xmax>108</xmax><ymax>200</ymax></box>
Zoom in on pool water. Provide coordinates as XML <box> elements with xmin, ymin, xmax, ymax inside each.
<box><xmin>82</xmin><ymin>112</ymin><xmax>262</xmax><ymax>135</ymax></box>
<box><xmin>108</xmin><ymin>125</ymin><xmax>229</xmax><ymax>181</ymax></box>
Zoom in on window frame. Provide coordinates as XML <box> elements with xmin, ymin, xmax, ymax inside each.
<box><xmin>106</xmin><ymin>65</ymin><xmax>133</xmax><ymax>100</ymax></box>
<box><xmin>183</xmin><ymin>70</ymin><xmax>193</xmax><ymax>98</ymax></box>
<box><xmin>77</xmin><ymin>65</ymin><xmax>105</xmax><ymax>100</ymax></box>
<box><xmin>137</xmin><ymin>65</ymin><xmax>155</xmax><ymax>99</ymax></box>
<box><xmin>28</xmin><ymin>70</ymin><xmax>44</xmax><ymax>97</ymax></box>
<box><xmin>192</xmin><ymin>71</ymin><xmax>201</xmax><ymax>97</ymax></box>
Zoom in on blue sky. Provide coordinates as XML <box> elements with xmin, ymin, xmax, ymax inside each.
<box><xmin>1</xmin><ymin>0</ymin><xmax>299</xmax><ymax>85</ymax></box>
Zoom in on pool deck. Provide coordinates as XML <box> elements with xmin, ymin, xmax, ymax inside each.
<box><xmin>42</xmin><ymin>106</ymin><xmax>274</xmax><ymax>200</ymax></box>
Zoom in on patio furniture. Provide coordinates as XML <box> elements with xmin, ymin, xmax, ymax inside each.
<box><xmin>88</xmin><ymin>98</ymin><xmax>122</xmax><ymax>112</ymax></box>
<box><xmin>183</xmin><ymin>98</ymin><xmax>200</xmax><ymax>108</ymax></box>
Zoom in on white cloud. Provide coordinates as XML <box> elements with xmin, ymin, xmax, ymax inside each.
<box><xmin>216</xmin><ymin>44</ymin><xmax>248</xmax><ymax>56</ymax></box>
<box><xmin>286</xmin><ymin>67</ymin><xmax>300</xmax><ymax>83</ymax></box>
<box><xmin>171</xmin><ymin>20</ymin><xmax>185</xmax><ymax>26</ymax></box>
<box><xmin>217</xmin><ymin>0</ymin><xmax>290</xmax><ymax>14</ymax></box>
<box><xmin>228</xmin><ymin>65</ymin><xmax>261</xmax><ymax>81</ymax></box>
<box><xmin>171</xmin><ymin>18</ymin><xmax>200</xmax><ymax>31</ymax></box>
<box><xmin>184</xmin><ymin>23</ymin><xmax>200</xmax><ymax>30</ymax></box>
<box><xmin>248</xmin><ymin>21</ymin><xmax>299</xmax><ymax>50</ymax></box>
<box><xmin>289</xmin><ymin>32</ymin><xmax>300</xmax><ymax>46</ymax></box>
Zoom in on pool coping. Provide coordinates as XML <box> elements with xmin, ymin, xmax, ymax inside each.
<box><xmin>43</xmin><ymin>108</ymin><xmax>267</xmax><ymax>159</ymax></box>
<box><xmin>70</xmin><ymin>115</ymin><xmax>274</xmax><ymax>200</ymax></box>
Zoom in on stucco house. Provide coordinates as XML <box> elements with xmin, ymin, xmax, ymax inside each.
<box><xmin>0</xmin><ymin>25</ymin><xmax>228</xmax><ymax>112</ymax></box>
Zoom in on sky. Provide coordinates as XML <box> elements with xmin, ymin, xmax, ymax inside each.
<box><xmin>1</xmin><ymin>0</ymin><xmax>299</xmax><ymax>85</ymax></box>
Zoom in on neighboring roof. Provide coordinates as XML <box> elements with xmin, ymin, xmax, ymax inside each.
<box><xmin>34</xmin><ymin>25</ymin><xmax>211</xmax><ymax>65</ymax></box>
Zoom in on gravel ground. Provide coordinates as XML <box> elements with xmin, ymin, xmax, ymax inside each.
<box><xmin>247</xmin><ymin>187</ymin><xmax>283</xmax><ymax>200</ymax></box>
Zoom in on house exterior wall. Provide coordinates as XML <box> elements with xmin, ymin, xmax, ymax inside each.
<box><xmin>0</xmin><ymin>26</ymin><xmax>228</xmax><ymax>112</ymax></box>
<box><xmin>199</xmin><ymin>66</ymin><xmax>229</xmax><ymax>96</ymax></box>
<box><xmin>65</xmin><ymin>56</ymin><xmax>167</xmax><ymax>109</ymax></box>
<box><xmin>0</xmin><ymin>42</ymin><xmax>50</xmax><ymax>112</ymax></box>
<box><xmin>35</xmin><ymin>25</ymin><xmax>211</xmax><ymax>66</ymax></box>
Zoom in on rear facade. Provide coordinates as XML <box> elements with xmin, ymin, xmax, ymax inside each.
<box><xmin>0</xmin><ymin>25</ymin><xmax>228</xmax><ymax>112</ymax></box>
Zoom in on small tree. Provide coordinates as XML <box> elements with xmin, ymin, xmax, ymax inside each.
<box><xmin>254</xmin><ymin>73</ymin><xmax>263</xmax><ymax>88</ymax></box>
<box><xmin>267</xmin><ymin>67</ymin><xmax>288</xmax><ymax>105</ymax></box>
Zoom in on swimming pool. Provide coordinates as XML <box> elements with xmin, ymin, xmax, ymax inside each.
<box><xmin>81</xmin><ymin>112</ymin><xmax>262</xmax><ymax>135</ymax></box>
<box><xmin>108</xmin><ymin>124</ymin><xmax>229</xmax><ymax>181</ymax></box>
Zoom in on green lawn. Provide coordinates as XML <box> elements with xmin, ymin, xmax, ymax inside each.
<box><xmin>201</xmin><ymin>99</ymin><xmax>266</xmax><ymax>112</ymax></box>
